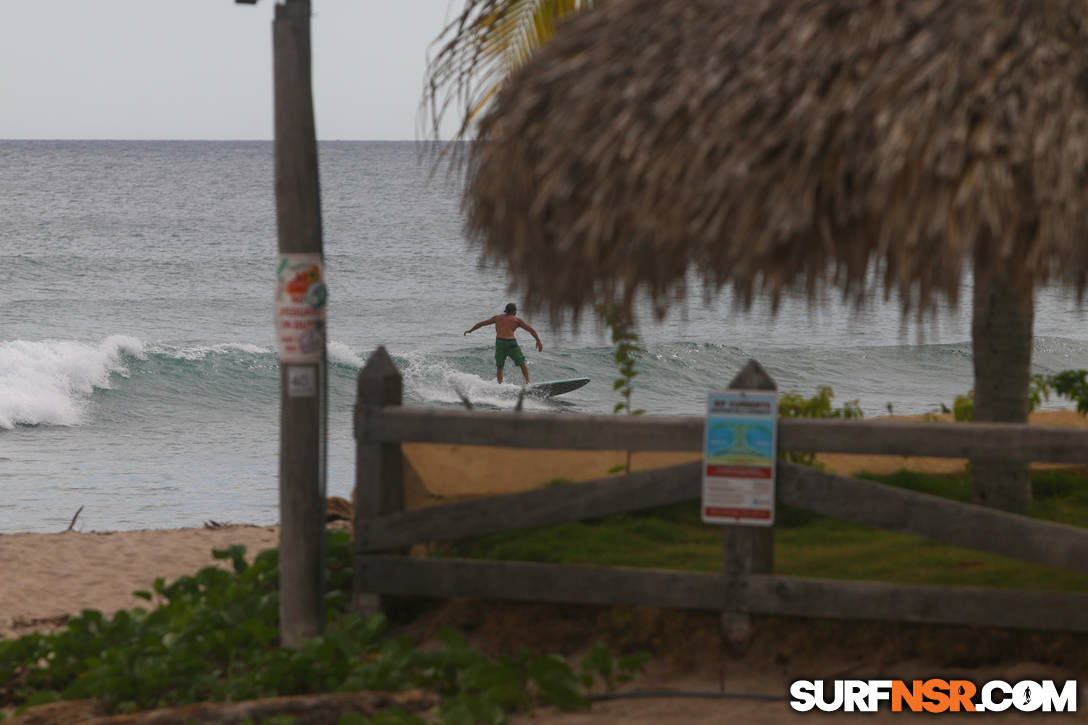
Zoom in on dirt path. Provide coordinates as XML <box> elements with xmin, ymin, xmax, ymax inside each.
<box><xmin>405</xmin><ymin>600</ymin><xmax>1088</xmax><ymax>725</ymax></box>
<box><xmin>516</xmin><ymin>661</ymin><xmax>1086</xmax><ymax>723</ymax></box>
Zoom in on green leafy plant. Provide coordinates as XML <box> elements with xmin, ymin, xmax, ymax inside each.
<box><xmin>577</xmin><ymin>643</ymin><xmax>650</xmax><ymax>691</ymax></box>
<box><xmin>1049</xmin><ymin>370</ymin><xmax>1088</xmax><ymax>414</ymax></box>
<box><xmin>1028</xmin><ymin>373</ymin><xmax>1053</xmax><ymax>412</ymax></box>
<box><xmin>953</xmin><ymin>390</ymin><xmax>974</xmax><ymax>422</ymax></box>
<box><xmin>0</xmin><ymin>531</ymin><xmax>643</xmax><ymax>723</ymax></box>
<box><xmin>777</xmin><ymin>386</ymin><xmax>863</xmax><ymax>465</ymax></box>
<box><xmin>598</xmin><ymin>302</ymin><xmax>644</xmax><ymax>474</ymax></box>
<box><xmin>950</xmin><ymin>371</ymin><xmax>1085</xmax><ymax>423</ymax></box>
<box><xmin>598</xmin><ymin>303</ymin><xmax>644</xmax><ymax>418</ymax></box>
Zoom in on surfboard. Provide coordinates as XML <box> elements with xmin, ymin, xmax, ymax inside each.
<box><xmin>524</xmin><ymin>377</ymin><xmax>590</xmax><ymax>397</ymax></box>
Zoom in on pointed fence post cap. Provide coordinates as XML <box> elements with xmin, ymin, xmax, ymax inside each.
<box><xmin>360</xmin><ymin>345</ymin><xmax>399</xmax><ymax>378</ymax></box>
<box><xmin>727</xmin><ymin>359</ymin><xmax>776</xmax><ymax>391</ymax></box>
<box><xmin>357</xmin><ymin>346</ymin><xmax>402</xmax><ymax>409</ymax></box>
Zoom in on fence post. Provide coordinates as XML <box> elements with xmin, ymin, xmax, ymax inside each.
<box><xmin>721</xmin><ymin>359</ymin><xmax>776</xmax><ymax>648</ymax></box>
<box><xmin>353</xmin><ymin>346</ymin><xmax>404</xmax><ymax>614</ymax></box>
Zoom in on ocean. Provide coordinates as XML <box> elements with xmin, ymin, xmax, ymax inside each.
<box><xmin>4</xmin><ymin>140</ymin><xmax>1088</xmax><ymax>534</ymax></box>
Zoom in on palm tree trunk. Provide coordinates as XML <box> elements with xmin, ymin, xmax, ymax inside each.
<box><xmin>970</xmin><ymin>261</ymin><xmax>1034</xmax><ymax>513</ymax></box>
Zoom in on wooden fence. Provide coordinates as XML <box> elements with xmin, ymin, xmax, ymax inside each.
<box><xmin>352</xmin><ymin>346</ymin><xmax>1088</xmax><ymax>633</ymax></box>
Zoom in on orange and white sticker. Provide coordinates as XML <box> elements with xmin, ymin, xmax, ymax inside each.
<box><xmin>275</xmin><ymin>253</ymin><xmax>327</xmax><ymax>363</ymax></box>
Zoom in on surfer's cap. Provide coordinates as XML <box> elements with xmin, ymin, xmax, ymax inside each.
<box><xmin>504</xmin><ymin>303</ymin><xmax>517</xmax><ymax>314</ymax></box>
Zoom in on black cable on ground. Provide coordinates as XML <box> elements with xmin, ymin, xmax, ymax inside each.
<box><xmin>589</xmin><ymin>689</ymin><xmax>788</xmax><ymax>703</ymax></box>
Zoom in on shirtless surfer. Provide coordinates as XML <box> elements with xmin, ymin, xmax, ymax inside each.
<box><xmin>464</xmin><ymin>303</ymin><xmax>543</xmax><ymax>384</ymax></box>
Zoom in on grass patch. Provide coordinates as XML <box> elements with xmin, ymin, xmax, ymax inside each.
<box><xmin>441</xmin><ymin>468</ymin><xmax>1088</xmax><ymax>592</ymax></box>
<box><xmin>444</xmin><ymin>503</ymin><xmax>722</xmax><ymax>572</ymax></box>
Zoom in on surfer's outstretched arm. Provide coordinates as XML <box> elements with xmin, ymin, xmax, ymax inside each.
<box><xmin>517</xmin><ymin>318</ymin><xmax>544</xmax><ymax>351</ymax></box>
<box><xmin>464</xmin><ymin>316</ymin><xmax>496</xmax><ymax>335</ymax></box>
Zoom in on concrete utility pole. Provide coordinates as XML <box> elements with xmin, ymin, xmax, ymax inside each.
<box><xmin>239</xmin><ymin>0</ymin><xmax>327</xmax><ymax>648</ymax></box>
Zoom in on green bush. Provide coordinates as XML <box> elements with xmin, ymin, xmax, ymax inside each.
<box><xmin>1050</xmin><ymin>370</ymin><xmax>1088</xmax><ymax>414</ymax></box>
<box><xmin>778</xmin><ymin>385</ymin><xmax>862</xmax><ymax>422</ymax></box>
<box><xmin>950</xmin><ymin>370</ymin><xmax>1088</xmax><ymax>423</ymax></box>
<box><xmin>778</xmin><ymin>386</ymin><xmax>863</xmax><ymax>465</ymax></box>
<box><xmin>953</xmin><ymin>390</ymin><xmax>974</xmax><ymax>422</ymax></box>
<box><xmin>0</xmin><ymin>532</ymin><xmax>644</xmax><ymax>722</ymax></box>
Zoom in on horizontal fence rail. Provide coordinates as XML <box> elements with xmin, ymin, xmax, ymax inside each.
<box><xmin>357</xmin><ymin>407</ymin><xmax>699</xmax><ymax>452</ymax></box>
<box><xmin>358</xmin><ymin>556</ymin><xmax>1088</xmax><ymax>632</ymax></box>
<box><xmin>359</xmin><ymin>407</ymin><xmax>1088</xmax><ymax>463</ymax></box>
<box><xmin>359</xmin><ymin>461</ymin><xmax>701</xmax><ymax>553</ymax></box>
<box><xmin>360</xmin><ymin>555</ymin><xmax>725</xmax><ymax>611</ymax></box>
<box><xmin>778</xmin><ymin>463</ymin><xmax>1088</xmax><ymax>576</ymax></box>
<box><xmin>359</xmin><ymin>460</ymin><xmax>1088</xmax><ymax>577</ymax></box>
<box><xmin>749</xmin><ymin>575</ymin><xmax>1088</xmax><ymax>632</ymax></box>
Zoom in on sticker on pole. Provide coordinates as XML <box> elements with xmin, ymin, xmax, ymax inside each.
<box><xmin>275</xmin><ymin>253</ymin><xmax>327</xmax><ymax>363</ymax></box>
<box><xmin>702</xmin><ymin>390</ymin><xmax>777</xmax><ymax>525</ymax></box>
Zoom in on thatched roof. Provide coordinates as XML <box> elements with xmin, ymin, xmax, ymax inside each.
<box><xmin>465</xmin><ymin>0</ymin><xmax>1088</xmax><ymax>323</ymax></box>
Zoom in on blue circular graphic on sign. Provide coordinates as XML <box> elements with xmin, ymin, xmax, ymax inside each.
<box><xmin>305</xmin><ymin>282</ymin><xmax>328</xmax><ymax>309</ymax></box>
<box><xmin>745</xmin><ymin>425</ymin><xmax>773</xmax><ymax>455</ymax></box>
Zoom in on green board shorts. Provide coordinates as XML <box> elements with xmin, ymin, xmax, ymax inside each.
<box><xmin>495</xmin><ymin>338</ymin><xmax>526</xmax><ymax>367</ymax></box>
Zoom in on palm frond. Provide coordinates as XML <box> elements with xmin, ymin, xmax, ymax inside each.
<box><xmin>421</xmin><ymin>0</ymin><xmax>591</xmax><ymax>144</ymax></box>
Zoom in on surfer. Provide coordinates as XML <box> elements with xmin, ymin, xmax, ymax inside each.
<box><xmin>464</xmin><ymin>303</ymin><xmax>543</xmax><ymax>384</ymax></box>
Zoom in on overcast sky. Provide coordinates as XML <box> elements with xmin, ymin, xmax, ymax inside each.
<box><xmin>1</xmin><ymin>0</ymin><xmax>462</xmax><ymax>140</ymax></box>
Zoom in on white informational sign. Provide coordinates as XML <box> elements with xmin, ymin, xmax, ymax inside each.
<box><xmin>286</xmin><ymin>365</ymin><xmax>317</xmax><ymax>398</ymax></box>
<box><xmin>702</xmin><ymin>390</ymin><xmax>777</xmax><ymax>526</ymax></box>
<box><xmin>275</xmin><ymin>253</ymin><xmax>327</xmax><ymax>363</ymax></box>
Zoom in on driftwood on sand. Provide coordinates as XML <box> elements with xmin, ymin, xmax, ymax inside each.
<box><xmin>64</xmin><ymin>506</ymin><xmax>84</xmax><ymax>533</ymax></box>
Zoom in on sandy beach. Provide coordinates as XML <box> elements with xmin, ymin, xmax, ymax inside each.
<box><xmin>0</xmin><ymin>525</ymin><xmax>280</xmax><ymax>640</ymax></box>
